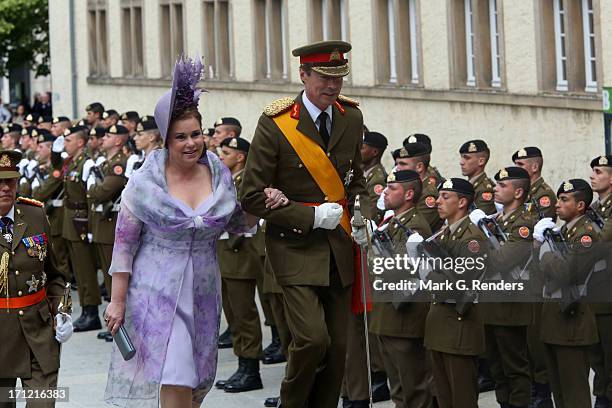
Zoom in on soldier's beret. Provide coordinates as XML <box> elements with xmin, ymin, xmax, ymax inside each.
<box><xmin>0</xmin><ymin>150</ymin><xmax>22</xmax><ymax>179</ymax></box>
<box><xmin>403</xmin><ymin>142</ymin><xmax>430</xmax><ymax>158</ymax></box>
<box><xmin>37</xmin><ymin>115</ymin><xmax>53</xmax><ymax>124</ymax></box>
<box><xmin>557</xmin><ymin>179</ymin><xmax>592</xmax><ymax>197</ymax></box>
<box><xmin>64</xmin><ymin>126</ymin><xmax>88</xmax><ymax>137</ymax></box>
<box><xmin>102</xmin><ymin>109</ymin><xmax>119</xmax><ymax>119</ymax></box>
<box><xmin>214</xmin><ymin>117</ymin><xmax>241</xmax><ymax>128</ymax></box>
<box><xmin>387</xmin><ymin>170</ymin><xmax>420</xmax><ymax>184</ymax></box>
<box><xmin>21</xmin><ymin>126</ymin><xmax>35</xmax><ymax>137</ymax></box>
<box><xmin>292</xmin><ymin>40</ymin><xmax>351</xmax><ymax>78</ymax></box>
<box><xmin>392</xmin><ymin>148</ymin><xmax>407</xmax><ymax>160</ymax></box>
<box><xmin>403</xmin><ymin>133</ymin><xmax>432</xmax><ymax>153</ymax></box>
<box><xmin>24</xmin><ymin>113</ymin><xmax>39</xmax><ymax>123</ymax></box>
<box><xmin>52</xmin><ymin>116</ymin><xmax>71</xmax><ymax>124</ymax></box>
<box><xmin>76</xmin><ymin>119</ymin><xmax>88</xmax><ymax>127</ymax></box>
<box><xmin>35</xmin><ymin>128</ymin><xmax>54</xmax><ymax>143</ymax></box>
<box><xmin>590</xmin><ymin>155</ymin><xmax>612</xmax><ymax>169</ymax></box>
<box><xmin>5</xmin><ymin>123</ymin><xmax>22</xmax><ymax>134</ymax></box>
<box><xmin>221</xmin><ymin>137</ymin><xmax>250</xmax><ymax>153</ymax></box>
<box><xmin>89</xmin><ymin>127</ymin><xmax>106</xmax><ymax>138</ymax></box>
<box><xmin>107</xmin><ymin>124</ymin><xmax>129</xmax><ymax>135</ymax></box>
<box><xmin>85</xmin><ymin>102</ymin><xmax>105</xmax><ymax>113</ymax></box>
<box><xmin>137</xmin><ymin>116</ymin><xmax>158</xmax><ymax>132</ymax></box>
<box><xmin>203</xmin><ymin>127</ymin><xmax>215</xmax><ymax>136</ymax></box>
<box><xmin>459</xmin><ymin>139</ymin><xmax>489</xmax><ymax>154</ymax></box>
<box><xmin>494</xmin><ymin>166</ymin><xmax>530</xmax><ymax>182</ymax></box>
<box><xmin>438</xmin><ymin>178</ymin><xmax>475</xmax><ymax>197</ymax></box>
<box><xmin>363</xmin><ymin>132</ymin><xmax>388</xmax><ymax>149</ymax></box>
<box><xmin>512</xmin><ymin>146</ymin><xmax>542</xmax><ymax>162</ymax></box>
<box><xmin>121</xmin><ymin>111</ymin><xmax>140</xmax><ymax>122</ymax></box>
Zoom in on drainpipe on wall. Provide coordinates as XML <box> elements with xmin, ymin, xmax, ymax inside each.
<box><xmin>68</xmin><ymin>0</ymin><xmax>78</xmax><ymax>119</ymax></box>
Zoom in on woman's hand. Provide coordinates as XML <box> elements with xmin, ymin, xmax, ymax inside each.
<box><xmin>104</xmin><ymin>301</ymin><xmax>126</xmax><ymax>336</ymax></box>
<box><xmin>264</xmin><ymin>187</ymin><xmax>290</xmax><ymax>209</ymax></box>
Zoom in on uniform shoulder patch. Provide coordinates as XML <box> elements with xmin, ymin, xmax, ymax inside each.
<box><xmin>52</xmin><ymin>169</ymin><xmax>61</xmax><ymax>178</ymax></box>
<box><xmin>467</xmin><ymin>240</ymin><xmax>481</xmax><ymax>253</ymax></box>
<box><xmin>337</xmin><ymin>94</ymin><xmax>359</xmax><ymax>107</ymax></box>
<box><xmin>425</xmin><ymin>196</ymin><xmax>436</xmax><ymax>208</ymax></box>
<box><xmin>481</xmin><ymin>191</ymin><xmax>493</xmax><ymax>201</ymax></box>
<box><xmin>518</xmin><ymin>226</ymin><xmax>530</xmax><ymax>239</ymax></box>
<box><xmin>373</xmin><ymin>184</ymin><xmax>384</xmax><ymax>196</ymax></box>
<box><xmin>580</xmin><ymin>235</ymin><xmax>592</xmax><ymax>248</ymax></box>
<box><xmin>113</xmin><ymin>165</ymin><xmax>125</xmax><ymax>176</ymax></box>
<box><xmin>539</xmin><ymin>196</ymin><xmax>551</xmax><ymax>208</ymax></box>
<box><xmin>263</xmin><ymin>97</ymin><xmax>295</xmax><ymax>117</ymax></box>
<box><xmin>17</xmin><ymin>197</ymin><xmax>44</xmax><ymax>207</ymax></box>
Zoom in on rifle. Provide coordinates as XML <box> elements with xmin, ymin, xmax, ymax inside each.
<box><xmin>586</xmin><ymin>207</ymin><xmax>605</xmax><ymax>231</ymax></box>
<box><xmin>92</xmin><ymin>165</ymin><xmax>105</xmax><ymax>183</ymax></box>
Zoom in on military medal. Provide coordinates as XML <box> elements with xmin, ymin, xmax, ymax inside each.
<box><xmin>26</xmin><ymin>274</ymin><xmax>40</xmax><ymax>293</ymax></box>
<box><xmin>344</xmin><ymin>169</ymin><xmax>354</xmax><ymax>187</ymax></box>
<box><xmin>22</xmin><ymin>233</ymin><xmax>48</xmax><ymax>261</ymax></box>
<box><xmin>3</xmin><ymin>232</ymin><xmax>11</xmax><ymax>244</ymax></box>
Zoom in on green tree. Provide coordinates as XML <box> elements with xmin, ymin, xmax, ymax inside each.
<box><xmin>0</xmin><ymin>0</ymin><xmax>49</xmax><ymax>77</ymax></box>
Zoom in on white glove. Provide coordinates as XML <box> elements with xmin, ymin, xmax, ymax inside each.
<box><xmin>351</xmin><ymin>219</ymin><xmax>374</xmax><ymax>246</ymax></box>
<box><xmin>406</xmin><ymin>232</ymin><xmax>424</xmax><ymax>259</ymax></box>
<box><xmin>86</xmin><ymin>173</ymin><xmax>96</xmax><ymax>190</ymax></box>
<box><xmin>55</xmin><ymin>313</ymin><xmax>73</xmax><ymax>343</ymax></box>
<box><xmin>469</xmin><ymin>209</ymin><xmax>487</xmax><ymax>225</ymax></box>
<box><xmin>87</xmin><ymin>233</ymin><xmax>93</xmax><ymax>243</ymax></box>
<box><xmin>533</xmin><ymin>217</ymin><xmax>556</xmax><ymax>243</ymax></box>
<box><xmin>52</xmin><ymin>135</ymin><xmax>64</xmax><ymax>153</ymax></box>
<box><xmin>313</xmin><ymin>203</ymin><xmax>343</xmax><ymax>230</ymax></box>
<box><xmin>82</xmin><ymin>160</ymin><xmax>95</xmax><ymax>182</ymax></box>
<box><xmin>376</xmin><ymin>190</ymin><xmax>386</xmax><ymax>211</ymax></box>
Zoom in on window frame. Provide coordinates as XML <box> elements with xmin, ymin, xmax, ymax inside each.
<box><xmin>254</xmin><ymin>0</ymin><xmax>289</xmax><ymax>82</ymax></box>
<box><xmin>581</xmin><ymin>0</ymin><xmax>597</xmax><ymax>92</ymax></box>
<box><xmin>121</xmin><ymin>0</ymin><xmax>145</xmax><ymax>77</ymax></box>
<box><xmin>202</xmin><ymin>0</ymin><xmax>234</xmax><ymax>80</ymax></box>
<box><xmin>87</xmin><ymin>0</ymin><xmax>109</xmax><ymax>77</ymax></box>
<box><xmin>159</xmin><ymin>0</ymin><xmax>185</xmax><ymax>78</ymax></box>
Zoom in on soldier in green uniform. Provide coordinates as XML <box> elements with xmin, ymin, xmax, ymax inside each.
<box><xmin>86</xmin><ymin>125</ymin><xmax>129</xmax><ymax>341</ymax></box>
<box><xmin>472</xmin><ymin>167</ymin><xmax>534</xmax><ymax>408</ymax></box>
<box><xmin>85</xmin><ymin>102</ymin><xmax>105</xmax><ymax>129</ymax></box>
<box><xmin>361</xmin><ymin>131</ymin><xmax>388</xmax><ymax>223</ymax></box>
<box><xmin>393</xmin><ymin>143</ymin><xmax>442</xmax><ymax>232</ymax></box>
<box><xmin>120</xmin><ymin>111</ymin><xmax>140</xmax><ymax>137</ymax></box>
<box><xmin>37</xmin><ymin>116</ymin><xmax>53</xmax><ymax>132</ymax></box>
<box><xmin>22</xmin><ymin>113</ymin><xmax>39</xmax><ymax>129</ymax></box>
<box><xmin>240</xmin><ymin>40</ymin><xmax>370</xmax><ymax>408</ymax></box>
<box><xmin>0</xmin><ymin>150</ymin><xmax>73</xmax><ymax>408</ymax></box>
<box><xmin>513</xmin><ymin>147</ymin><xmax>557</xmax><ymax>220</ymax></box>
<box><xmin>2</xmin><ymin>124</ymin><xmax>22</xmax><ymax>151</ymax></box>
<box><xmin>17</xmin><ymin>127</ymin><xmax>38</xmax><ymax>197</ymax></box>
<box><xmin>211</xmin><ymin>117</ymin><xmax>242</xmax><ymax>152</ymax></box>
<box><xmin>360</xmin><ymin>170</ymin><xmax>433</xmax><ymax>408</ymax></box>
<box><xmin>100</xmin><ymin>110</ymin><xmax>119</xmax><ymax>129</ymax></box>
<box><xmin>589</xmin><ymin>155</ymin><xmax>612</xmax><ymax>408</ymax></box>
<box><xmin>215</xmin><ymin>136</ymin><xmax>265</xmax><ymax>393</ymax></box>
<box><xmin>403</xmin><ymin>133</ymin><xmax>444</xmax><ymax>186</ymax></box>
<box><xmin>413</xmin><ymin>178</ymin><xmax>487</xmax><ymax>408</ymax></box>
<box><xmin>459</xmin><ymin>139</ymin><xmax>496</xmax><ymax>215</ymax></box>
<box><xmin>50</xmin><ymin>117</ymin><xmax>71</xmax><ymax>138</ymax></box>
<box><xmin>61</xmin><ymin>126</ymin><xmax>101</xmax><ymax>332</ymax></box>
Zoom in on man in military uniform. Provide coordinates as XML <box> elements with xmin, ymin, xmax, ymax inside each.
<box><xmin>17</xmin><ymin>128</ymin><xmax>39</xmax><ymax>197</ymax></box>
<box><xmin>410</xmin><ymin>178</ymin><xmax>487</xmax><ymax>408</ymax></box>
<box><xmin>2</xmin><ymin>124</ymin><xmax>22</xmax><ymax>151</ymax></box>
<box><xmin>0</xmin><ymin>150</ymin><xmax>72</xmax><ymax>408</ymax></box>
<box><xmin>393</xmin><ymin>143</ymin><xmax>442</xmax><ymax>232</ymax></box>
<box><xmin>215</xmin><ymin>136</ymin><xmax>265</xmax><ymax>393</ymax></box>
<box><xmin>37</xmin><ymin>116</ymin><xmax>53</xmax><ymax>132</ymax></box>
<box><xmin>533</xmin><ymin>179</ymin><xmax>600</xmax><ymax>408</ymax></box>
<box><xmin>61</xmin><ymin>126</ymin><xmax>101</xmax><ymax>332</ymax></box>
<box><xmin>22</xmin><ymin>113</ymin><xmax>39</xmax><ymax>129</ymax></box>
<box><xmin>100</xmin><ymin>110</ymin><xmax>119</xmax><ymax>129</ymax></box>
<box><xmin>240</xmin><ymin>40</ymin><xmax>369</xmax><ymax>408</ymax></box>
<box><xmin>403</xmin><ymin>133</ymin><xmax>444</xmax><ymax>186</ymax></box>
<box><xmin>120</xmin><ymin>111</ymin><xmax>140</xmax><ymax>136</ymax></box>
<box><xmin>50</xmin><ymin>117</ymin><xmax>71</xmax><ymax>138</ymax></box>
<box><xmin>85</xmin><ymin>102</ymin><xmax>105</xmax><ymax>129</ymax></box>
<box><xmin>589</xmin><ymin>155</ymin><xmax>612</xmax><ymax>408</ymax></box>
<box><xmin>356</xmin><ymin>170</ymin><xmax>433</xmax><ymax>408</ymax></box>
<box><xmin>361</xmin><ymin>131</ymin><xmax>388</xmax><ymax>223</ymax></box>
<box><xmin>459</xmin><ymin>139</ymin><xmax>496</xmax><ymax>215</ymax></box>
<box><xmin>513</xmin><ymin>147</ymin><xmax>556</xmax><ymax>220</ymax></box>
<box><xmin>211</xmin><ymin>117</ymin><xmax>242</xmax><ymax>151</ymax></box>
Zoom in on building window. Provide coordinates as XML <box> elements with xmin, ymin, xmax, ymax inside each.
<box><xmin>88</xmin><ymin>0</ymin><xmax>109</xmax><ymax>77</ymax></box>
<box><xmin>552</xmin><ymin>0</ymin><xmax>568</xmax><ymax>90</ymax></box>
<box><xmin>375</xmin><ymin>0</ymin><xmax>421</xmax><ymax>86</ymax></box>
<box><xmin>160</xmin><ymin>0</ymin><xmax>185</xmax><ymax>78</ymax></box>
<box><xmin>121</xmin><ymin>0</ymin><xmax>144</xmax><ymax>77</ymax></box>
<box><xmin>581</xmin><ymin>0</ymin><xmax>597</xmax><ymax>92</ymax></box>
<box><xmin>202</xmin><ymin>0</ymin><xmax>233</xmax><ymax>80</ymax></box>
<box><xmin>254</xmin><ymin>0</ymin><xmax>288</xmax><ymax>81</ymax></box>
<box><xmin>489</xmin><ymin>0</ymin><xmax>501</xmax><ymax>87</ymax></box>
<box><xmin>309</xmin><ymin>0</ymin><xmax>349</xmax><ymax>42</ymax></box>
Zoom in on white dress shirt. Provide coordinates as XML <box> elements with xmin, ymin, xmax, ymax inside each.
<box><xmin>302</xmin><ymin>91</ymin><xmax>333</xmax><ymax>136</ymax></box>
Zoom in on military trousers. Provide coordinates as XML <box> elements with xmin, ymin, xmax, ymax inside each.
<box><xmin>377</xmin><ymin>335</ymin><xmax>432</xmax><ymax>408</ymax></box>
<box><xmin>0</xmin><ymin>358</ymin><xmax>58</xmax><ymax>408</ymax></box>
<box><xmin>544</xmin><ymin>344</ymin><xmax>591</xmax><ymax>408</ymax></box>
<box><xmin>268</xmin><ymin>292</ymin><xmax>291</xmax><ymax>356</ymax></box>
<box><xmin>485</xmin><ymin>324</ymin><xmax>531</xmax><ymax>406</ymax></box>
<box><xmin>280</xmin><ymin>270</ymin><xmax>350</xmax><ymax>408</ymax></box>
<box><xmin>223</xmin><ymin>278</ymin><xmax>263</xmax><ymax>359</ymax></box>
<box><xmin>94</xmin><ymin>243</ymin><xmax>113</xmax><ymax>298</ymax></box>
<box><xmin>591</xmin><ymin>313</ymin><xmax>612</xmax><ymax>399</ymax></box>
<box><xmin>429</xmin><ymin>351</ymin><xmax>478</xmax><ymax>408</ymax></box>
<box><xmin>66</xmin><ymin>240</ymin><xmax>100</xmax><ymax>307</ymax></box>
<box><xmin>255</xmin><ymin>263</ymin><xmax>274</xmax><ymax>327</ymax></box>
<box><xmin>527</xmin><ymin>303</ymin><xmax>548</xmax><ymax>385</ymax></box>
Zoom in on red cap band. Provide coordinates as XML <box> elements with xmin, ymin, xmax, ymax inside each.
<box><xmin>300</xmin><ymin>52</ymin><xmax>345</xmax><ymax>64</ymax></box>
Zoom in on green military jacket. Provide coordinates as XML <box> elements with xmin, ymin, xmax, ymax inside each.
<box><xmin>424</xmin><ymin>165</ymin><xmax>444</xmax><ymax>187</ymax></box>
<box><xmin>61</xmin><ymin>151</ymin><xmax>90</xmax><ymax>242</ymax></box>
<box><xmin>527</xmin><ymin>177</ymin><xmax>557</xmax><ymax>220</ymax></box>
<box><xmin>483</xmin><ymin>206</ymin><xmax>534</xmax><ymax>326</ymax></box>
<box><xmin>471</xmin><ymin>172</ymin><xmax>496</xmax><ymax>215</ymax></box>
<box><xmin>87</xmin><ymin>151</ymin><xmax>128</xmax><ymax>245</ymax></box>
<box><xmin>32</xmin><ymin>164</ymin><xmax>64</xmax><ymax>237</ymax></box>
<box><xmin>424</xmin><ymin>216</ymin><xmax>487</xmax><ymax>356</ymax></box>
<box><xmin>0</xmin><ymin>198</ymin><xmax>67</xmax><ymax>378</ymax></box>
<box><xmin>589</xmin><ymin>194</ymin><xmax>612</xmax><ymax>314</ymax></box>
<box><xmin>240</xmin><ymin>93</ymin><xmax>369</xmax><ymax>288</ymax></box>
<box><xmin>369</xmin><ymin>207</ymin><xmax>432</xmax><ymax>338</ymax></box>
<box><xmin>364</xmin><ymin>163</ymin><xmax>387</xmax><ymax>224</ymax></box>
<box><xmin>218</xmin><ymin>169</ymin><xmax>264</xmax><ymax>280</ymax></box>
<box><xmin>538</xmin><ymin>215</ymin><xmax>599</xmax><ymax>346</ymax></box>
<box><xmin>417</xmin><ymin>178</ymin><xmax>442</xmax><ymax>232</ymax></box>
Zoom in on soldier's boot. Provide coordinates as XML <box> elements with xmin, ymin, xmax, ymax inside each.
<box><xmin>218</xmin><ymin>327</ymin><xmax>233</xmax><ymax>349</ymax></box>
<box><xmin>478</xmin><ymin>358</ymin><xmax>496</xmax><ymax>393</ymax></box>
<box><xmin>73</xmin><ymin>305</ymin><xmax>102</xmax><ymax>332</ymax></box>
<box><xmin>215</xmin><ymin>358</ymin><xmax>245</xmax><ymax>389</ymax></box>
<box><xmin>224</xmin><ymin>357</ymin><xmax>263</xmax><ymax>393</ymax></box>
<box><xmin>529</xmin><ymin>383</ymin><xmax>553</xmax><ymax>408</ymax></box>
<box><xmin>262</xmin><ymin>326</ymin><xmax>286</xmax><ymax>365</ymax></box>
<box><xmin>595</xmin><ymin>396</ymin><xmax>611</xmax><ymax>408</ymax></box>
<box><xmin>371</xmin><ymin>371</ymin><xmax>391</xmax><ymax>402</ymax></box>
<box><xmin>264</xmin><ymin>396</ymin><xmax>279</xmax><ymax>407</ymax></box>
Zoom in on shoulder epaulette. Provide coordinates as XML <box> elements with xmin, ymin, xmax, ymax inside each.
<box><xmin>264</xmin><ymin>97</ymin><xmax>295</xmax><ymax>117</ymax></box>
<box><xmin>17</xmin><ymin>197</ymin><xmax>44</xmax><ymax>207</ymax></box>
<box><xmin>337</xmin><ymin>94</ymin><xmax>359</xmax><ymax>107</ymax></box>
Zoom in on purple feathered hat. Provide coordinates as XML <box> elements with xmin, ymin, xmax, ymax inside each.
<box><xmin>154</xmin><ymin>55</ymin><xmax>206</xmax><ymax>143</ymax></box>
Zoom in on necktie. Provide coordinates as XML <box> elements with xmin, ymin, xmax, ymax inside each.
<box><xmin>317</xmin><ymin>111</ymin><xmax>330</xmax><ymax>147</ymax></box>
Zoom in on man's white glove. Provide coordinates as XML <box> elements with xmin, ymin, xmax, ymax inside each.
<box><xmin>469</xmin><ymin>209</ymin><xmax>487</xmax><ymax>225</ymax></box>
<box><xmin>351</xmin><ymin>219</ymin><xmax>374</xmax><ymax>246</ymax></box>
<box><xmin>52</xmin><ymin>135</ymin><xmax>64</xmax><ymax>153</ymax></box>
<box><xmin>55</xmin><ymin>313</ymin><xmax>73</xmax><ymax>343</ymax></box>
<box><xmin>533</xmin><ymin>217</ymin><xmax>556</xmax><ymax>243</ymax></box>
<box><xmin>82</xmin><ymin>160</ymin><xmax>95</xmax><ymax>182</ymax></box>
<box><xmin>376</xmin><ymin>190</ymin><xmax>386</xmax><ymax>211</ymax></box>
<box><xmin>406</xmin><ymin>232</ymin><xmax>424</xmax><ymax>259</ymax></box>
<box><xmin>313</xmin><ymin>203</ymin><xmax>343</xmax><ymax>230</ymax></box>
<box><xmin>86</xmin><ymin>173</ymin><xmax>96</xmax><ymax>190</ymax></box>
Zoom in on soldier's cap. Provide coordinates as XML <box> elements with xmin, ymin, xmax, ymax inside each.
<box><xmin>24</xmin><ymin>113</ymin><xmax>39</xmax><ymax>123</ymax></box>
<box><xmin>85</xmin><ymin>102</ymin><xmax>105</xmax><ymax>113</ymax></box>
<box><xmin>403</xmin><ymin>133</ymin><xmax>432</xmax><ymax>152</ymax></box>
<box><xmin>89</xmin><ymin>127</ymin><xmax>106</xmax><ymax>138</ymax></box>
<box><xmin>292</xmin><ymin>40</ymin><xmax>351</xmax><ymax>77</ymax></box>
<box><xmin>77</xmin><ymin>119</ymin><xmax>88</xmax><ymax>127</ymax></box>
<box><xmin>557</xmin><ymin>179</ymin><xmax>592</xmax><ymax>197</ymax></box>
<box><xmin>20</xmin><ymin>126</ymin><xmax>35</xmax><ymax>137</ymax></box>
<box><xmin>37</xmin><ymin>115</ymin><xmax>53</xmax><ymax>124</ymax></box>
<box><xmin>106</xmin><ymin>124</ymin><xmax>129</xmax><ymax>136</ymax></box>
<box><xmin>203</xmin><ymin>127</ymin><xmax>215</xmax><ymax>136</ymax></box>
<box><xmin>220</xmin><ymin>137</ymin><xmax>250</xmax><ymax>153</ymax></box>
<box><xmin>102</xmin><ymin>109</ymin><xmax>119</xmax><ymax>119</ymax></box>
<box><xmin>402</xmin><ymin>142</ymin><xmax>430</xmax><ymax>158</ymax></box>
<box><xmin>214</xmin><ymin>117</ymin><xmax>241</xmax><ymax>128</ymax></box>
<box><xmin>4</xmin><ymin>123</ymin><xmax>22</xmax><ymax>134</ymax></box>
<box><xmin>387</xmin><ymin>170</ymin><xmax>420</xmax><ymax>184</ymax></box>
<box><xmin>494</xmin><ymin>166</ymin><xmax>530</xmax><ymax>182</ymax></box>
<box><xmin>35</xmin><ymin>128</ymin><xmax>54</xmax><ymax>143</ymax></box>
<box><xmin>512</xmin><ymin>146</ymin><xmax>542</xmax><ymax>162</ymax></box>
<box><xmin>459</xmin><ymin>139</ymin><xmax>489</xmax><ymax>154</ymax></box>
<box><xmin>438</xmin><ymin>178</ymin><xmax>475</xmax><ymax>197</ymax></box>
<box><xmin>63</xmin><ymin>126</ymin><xmax>88</xmax><ymax>137</ymax></box>
<box><xmin>391</xmin><ymin>147</ymin><xmax>407</xmax><ymax>160</ymax></box>
<box><xmin>137</xmin><ymin>116</ymin><xmax>158</xmax><ymax>132</ymax></box>
<box><xmin>52</xmin><ymin>116</ymin><xmax>71</xmax><ymax>124</ymax></box>
<box><xmin>121</xmin><ymin>111</ymin><xmax>140</xmax><ymax>122</ymax></box>
<box><xmin>0</xmin><ymin>150</ymin><xmax>22</xmax><ymax>179</ymax></box>
<box><xmin>590</xmin><ymin>155</ymin><xmax>612</xmax><ymax>169</ymax></box>
<box><xmin>363</xmin><ymin>132</ymin><xmax>388</xmax><ymax>149</ymax></box>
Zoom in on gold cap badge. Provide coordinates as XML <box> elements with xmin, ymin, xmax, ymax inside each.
<box><xmin>442</xmin><ymin>180</ymin><xmax>454</xmax><ymax>189</ymax></box>
<box><xmin>599</xmin><ymin>156</ymin><xmax>608</xmax><ymax>166</ymax></box>
<box><xmin>387</xmin><ymin>173</ymin><xmax>396</xmax><ymax>183</ymax></box>
<box><xmin>408</xmin><ymin>135</ymin><xmax>417</xmax><ymax>144</ymax></box>
<box><xmin>102</xmin><ymin>112</ymin><xmax>109</xmax><ymax>119</ymax></box>
<box><xmin>499</xmin><ymin>169</ymin><xmax>509</xmax><ymax>179</ymax></box>
<box><xmin>31</xmin><ymin>129</ymin><xmax>38</xmax><ymax>137</ymax></box>
<box><xmin>110</xmin><ymin>125</ymin><xmax>117</xmax><ymax>133</ymax></box>
<box><xmin>229</xmin><ymin>138</ymin><xmax>238</xmax><ymax>148</ymax></box>
<box><xmin>518</xmin><ymin>148</ymin><xmax>527</xmax><ymax>157</ymax></box>
<box><xmin>563</xmin><ymin>181</ymin><xmax>574</xmax><ymax>192</ymax></box>
<box><xmin>63</xmin><ymin>129</ymin><xmax>71</xmax><ymax>136</ymax></box>
<box><xmin>0</xmin><ymin>155</ymin><xmax>11</xmax><ymax>167</ymax></box>
<box><xmin>21</xmin><ymin>129</ymin><xmax>28</xmax><ymax>136</ymax></box>
<box><xmin>468</xmin><ymin>142</ymin><xmax>477</xmax><ymax>153</ymax></box>
<box><xmin>136</xmin><ymin>123</ymin><xmax>144</xmax><ymax>132</ymax></box>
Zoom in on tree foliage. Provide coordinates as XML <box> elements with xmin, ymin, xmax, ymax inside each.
<box><xmin>0</xmin><ymin>0</ymin><xmax>49</xmax><ymax>77</ymax></box>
